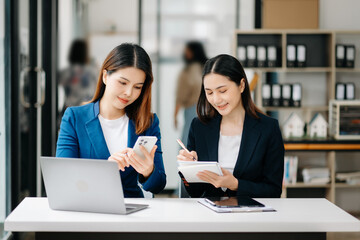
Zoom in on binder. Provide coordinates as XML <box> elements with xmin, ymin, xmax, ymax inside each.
<box><xmin>281</xmin><ymin>84</ymin><xmax>292</xmax><ymax>107</ymax></box>
<box><xmin>296</xmin><ymin>45</ymin><xmax>306</xmax><ymax>67</ymax></box>
<box><xmin>291</xmin><ymin>83</ymin><xmax>302</xmax><ymax>107</ymax></box>
<box><xmin>257</xmin><ymin>46</ymin><xmax>267</xmax><ymax>67</ymax></box>
<box><xmin>267</xmin><ymin>46</ymin><xmax>277</xmax><ymax>67</ymax></box>
<box><xmin>336</xmin><ymin>44</ymin><xmax>345</xmax><ymax>67</ymax></box>
<box><xmin>246</xmin><ymin>45</ymin><xmax>256</xmax><ymax>67</ymax></box>
<box><xmin>345</xmin><ymin>45</ymin><xmax>355</xmax><ymax>68</ymax></box>
<box><xmin>262</xmin><ymin>84</ymin><xmax>271</xmax><ymax>107</ymax></box>
<box><xmin>335</xmin><ymin>83</ymin><xmax>345</xmax><ymax>100</ymax></box>
<box><xmin>237</xmin><ymin>45</ymin><xmax>247</xmax><ymax>67</ymax></box>
<box><xmin>346</xmin><ymin>83</ymin><xmax>355</xmax><ymax>100</ymax></box>
<box><xmin>271</xmin><ymin>84</ymin><xmax>281</xmax><ymax>106</ymax></box>
<box><xmin>287</xmin><ymin>44</ymin><xmax>296</xmax><ymax>67</ymax></box>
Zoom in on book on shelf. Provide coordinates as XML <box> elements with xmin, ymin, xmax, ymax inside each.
<box><xmin>287</xmin><ymin>44</ymin><xmax>296</xmax><ymax>67</ymax></box>
<box><xmin>283</xmin><ymin>156</ymin><xmax>298</xmax><ymax>185</ymax></box>
<box><xmin>345</xmin><ymin>45</ymin><xmax>355</xmax><ymax>68</ymax></box>
<box><xmin>257</xmin><ymin>45</ymin><xmax>267</xmax><ymax>67</ymax></box>
<box><xmin>296</xmin><ymin>45</ymin><xmax>307</xmax><ymax>67</ymax></box>
<box><xmin>267</xmin><ymin>46</ymin><xmax>278</xmax><ymax>67</ymax></box>
<box><xmin>336</xmin><ymin>44</ymin><xmax>345</xmax><ymax>67</ymax></box>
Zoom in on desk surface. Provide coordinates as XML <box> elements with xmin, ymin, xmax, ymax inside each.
<box><xmin>5</xmin><ymin>197</ymin><xmax>360</xmax><ymax>233</ymax></box>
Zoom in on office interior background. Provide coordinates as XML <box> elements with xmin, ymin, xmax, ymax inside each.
<box><xmin>1</xmin><ymin>0</ymin><xmax>360</xmax><ymax>239</ymax></box>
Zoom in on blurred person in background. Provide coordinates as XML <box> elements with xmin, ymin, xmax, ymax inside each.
<box><xmin>174</xmin><ymin>41</ymin><xmax>207</xmax><ymax>146</ymax></box>
<box><xmin>58</xmin><ymin>39</ymin><xmax>97</xmax><ymax>119</ymax></box>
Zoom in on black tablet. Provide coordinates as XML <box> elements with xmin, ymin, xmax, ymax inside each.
<box><xmin>205</xmin><ymin>196</ymin><xmax>265</xmax><ymax>208</ymax></box>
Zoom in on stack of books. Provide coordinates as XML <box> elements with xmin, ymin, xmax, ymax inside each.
<box><xmin>302</xmin><ymin>168</ymin><xmax>330</xmax><ymax>184</ymax></box>
<box><xmin>336</xmin><ymin>171</ymin><xmax>360</xmax><ymax>185</ymax></box>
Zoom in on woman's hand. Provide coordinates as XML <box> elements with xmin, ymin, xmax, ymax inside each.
<box><xmin>108</xmin><ymin>149</ymin><xmax>130</xmax><ymax>171</ymax></box>
<box><xmin>177</xmin><ymin>149</ymin><xmax>198</xmax><ymax>161</ymax></box>
<box><xmin>125</xmin><ymin>145</ymin><xmax>157</xmax><ymax>178</ymax></box>
<box><xmin>197</xmin><ymin>168</ymin><xmax>238</xmax><ymax>191</ymax></box>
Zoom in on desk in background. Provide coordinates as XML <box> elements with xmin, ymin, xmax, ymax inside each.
<box><xmin>5</xmin><ymin>197</ymin><xmax>360</xmax><ymax>240</ymax></box>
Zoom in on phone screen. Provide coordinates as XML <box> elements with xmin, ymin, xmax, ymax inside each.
<box><xmin>205</xmin><ymin>196</ymin><xmax>264</xmax><ymax>208</ymax></box>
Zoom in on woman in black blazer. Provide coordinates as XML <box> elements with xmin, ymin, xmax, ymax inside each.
<box><xmin>177</xmin><ymin>54</ymin><xmax>284</xmax><ymax>198</ymax></box>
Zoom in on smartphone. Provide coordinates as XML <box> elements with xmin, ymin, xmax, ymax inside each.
<box><xmin>133</xmin><ymin>136</ymin><xmax>158</xmax><ymax>159</ymax></box>
<box><xmin>205</xmin><ymin>196</ymin><xmax>265</xmax><ymax>208</ymax></box>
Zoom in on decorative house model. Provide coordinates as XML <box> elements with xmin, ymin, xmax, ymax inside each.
<box><xmin>309</xmin><ymin>113</ymin><xmax>328</xmax><ymax>139</ymax></box>
<box><xmin>283</xmin><ymin>113</ymin><xmax>304</xmax><ymax>139</ymax></box>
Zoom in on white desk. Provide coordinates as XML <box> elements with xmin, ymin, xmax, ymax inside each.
<box><xmin>5</xmin><ymin>197</ymin><xmax>360</xmax><ymax>240</ymax></box>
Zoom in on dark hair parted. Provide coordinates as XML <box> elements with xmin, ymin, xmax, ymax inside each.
<box><xmin>90</xmin><ymin>43</ymin><xmax>153</xmax><ymax>134</ymax></box>
<box><xmin>197</xmin><ymin>54</ymin><xmax>262</xmax><ymax>123</ymax></box>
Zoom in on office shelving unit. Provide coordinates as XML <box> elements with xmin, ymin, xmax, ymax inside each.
<box><xmin>234</xmin><ymin>29</ymin><xmax>360</xmax><ymax>205</ymax></box>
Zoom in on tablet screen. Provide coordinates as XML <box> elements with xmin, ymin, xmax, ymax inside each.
<box><xmin>205</xmin><ymin>196</ymin><xmax>265</xmax><ymax>208</ymax></box>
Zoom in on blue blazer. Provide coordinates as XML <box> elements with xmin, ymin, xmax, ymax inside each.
<box><xmin>182</xmin><ymin>113</ymin><xmax>284</xmax><ymax>198</ymax></box>
<box><xmin>56</xmin><ymin>101</ymin><xmax>167</xmax><ymax>197</ymax></box>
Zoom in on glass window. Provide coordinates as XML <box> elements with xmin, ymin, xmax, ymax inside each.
<box><xmin>142</xmin><ymin>0</ymin><xmax>238</xmax><ymax>190</ymax></box>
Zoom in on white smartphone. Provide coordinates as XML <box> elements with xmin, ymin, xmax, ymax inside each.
<box><xmin>133</xmin><ymin>136</ymin><xmax>158</xmax><ymax>159</ymax></box>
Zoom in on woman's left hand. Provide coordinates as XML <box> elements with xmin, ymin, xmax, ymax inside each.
<box><xmin>197</xmin><ymin>168</ymin><xmax>238</xmax><ymax>191</ymax></box>
<box><xmin>125</xmin><ymin>145</ymin><xmax>157</xmax><ymax>179</ymax></box>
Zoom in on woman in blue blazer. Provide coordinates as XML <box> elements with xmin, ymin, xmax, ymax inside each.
<box><xmin>56</xmin><ymin>43</ymin><xmax>166</xmax><ymax>197</ymax></box>
<box><xmin>177</xmin><ymin>54</ymin><xmax>284</xmax><ymax>198</ymax></box>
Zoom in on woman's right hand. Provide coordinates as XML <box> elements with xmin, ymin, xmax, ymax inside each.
<box><xmin>108</xmin><ymin>149</ymin><xmax>130</xmax><ymax>171</ymax></box>
<box><xmin>177</xmin><ymin>149</ymin><xmax>198</xmax><ymax>161</ymax></box>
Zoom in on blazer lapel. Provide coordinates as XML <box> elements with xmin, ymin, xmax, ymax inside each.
<box><xmin>205</xmin><ymin>115</ymin><xmax>221</xmax><ymax>161</ymax></box>
<box><xmin>234</xmin><ymin>113</ymin><xmax>261</xmax><ymax>176</ymax></box>
<box><xmin>85</xmin><ymin>101</ymin><xmax>110</xmax><ymax>159</ymax></box>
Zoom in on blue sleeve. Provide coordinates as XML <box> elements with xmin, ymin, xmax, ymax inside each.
<box><xmin>56</xmin><ymin>108</ymin><xmax>80</xmax><ymax>158</ymax></box>
<box><xmin>236</xmin><ymin>120</ymin><xmax>284</xmax><ymax>198</ymax></box>
<box><xmin>140</xmin><ymin>114</ymin><xmax>167</xmax><ymax>193</ymax></box>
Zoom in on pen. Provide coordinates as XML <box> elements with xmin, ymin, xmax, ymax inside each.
<box><xmin>176</xmin><ymin>139</ymin><xmax>197</xmax><ymax>161</ymax></box>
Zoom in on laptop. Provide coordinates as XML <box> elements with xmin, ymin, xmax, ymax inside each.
<box><xmin>40</xmin><ymin>156</ymin><xmax>149</xmax><ymax>214</ymax></box>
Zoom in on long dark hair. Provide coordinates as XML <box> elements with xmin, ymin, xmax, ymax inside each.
<box><xmin>184</xmin><ymin>41</ymin><xmax>207</xmax><ymax>65</ymax></box>
<box><xmin>90</xmin><ymin>43</ymin><xmax>153</xmax><ymax>134</ymax></box>
<box><xmin>197</xmin><ymin>54</ymin><xmax>262</xmax><ymax>123</ymax></box>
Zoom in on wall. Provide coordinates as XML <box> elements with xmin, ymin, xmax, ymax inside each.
<box><xmin>320</xmin><ymin>0</ymin><xmax>360</xmax><ymax>30</ymax></box>
<box><xmin>58</xmin><ymin>0</ymin><xmax>73</xmax><ymax>69</ymax></box>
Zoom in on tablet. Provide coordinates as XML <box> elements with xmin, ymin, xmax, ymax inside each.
<box><xmin>205</xmin><ymin>196</ymin><xmax>265</xmax><ymax>208</ymax></box>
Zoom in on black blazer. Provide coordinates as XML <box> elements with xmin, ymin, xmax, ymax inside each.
<box><xmin>181</xmin><ymin>112</ymin><xmax>284</xmax><ymax>198</ymax></box>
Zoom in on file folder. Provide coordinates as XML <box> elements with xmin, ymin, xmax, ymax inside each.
<box><xmin>237</xmin><ymin>45</ymin><xmax>247</xmax><ymax>67</ymax></box>
<box><xmin>267</xmin><ymin>46</ymin><xmax>278</xmax><ymax>67</ymax></box>
<box><xmin>281</xmin><ymin>84</ymin><xmax>292</xmax><ymax>107</ymax></box>
<box><xmin>262</xmin><ymin>84</ymin><xmax>271</xmax><ymax>107</ymax></box>
<box><xmin>336</xmin><ymin>44</ymin><xmax>345</xmax><ymax>67</ymax></box>
<box><xmin>346</xmin><ymin>83</ymin><xmax>355</xmax><ymax>100</ymax></box>
<box><xmin>345</xmin><ymin>45</ymin><xmax>355</xmax><ymax>68</ymax></box>
<box><xmin>257</xmin><ymin>46</ymin><xmax>267</xmax><ymax>67</ymax></box>
<box><xmin>291</xmin><ymin>83</ymin><xmax>302</xmax><ymax>107</ymax></box>
<box><xmin>247</xmin><ymin>45</ymin><xmax>256</xmax><ymax>67</ymax></box>
<box><xmin>271</xmin><ymin>84</ymin><xmax>281</xmax><ymax>107</ymax></box>
<box><xmin>297</xmin><ymin>45</ymin><xmax>306</xmax><ymax>67</ymax></box>
<box><xmin>287</xmin><ymin>45</ymin><xmax>296</xmax><ymax>68</ymax></box>
<box><xmin>336</xmin><ymin>83</ymin><xmax>345</xmax><ymax>100</ymax></box>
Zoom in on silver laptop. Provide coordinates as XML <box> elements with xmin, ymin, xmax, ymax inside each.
<box><xmin>40</xmin><ymin>156</ymin><xmax>148</xmax><ymax>214</ymax></box>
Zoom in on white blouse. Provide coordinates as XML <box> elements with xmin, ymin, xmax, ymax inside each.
<box><xmin>98</xmin><ymin>114</ymin><xmax>129</xmax><ymax>155</ymax></box>
<box><xmin>218</xmin><ymin>133</ymin><xmax>242</xmax><ymax>192</ymax></box>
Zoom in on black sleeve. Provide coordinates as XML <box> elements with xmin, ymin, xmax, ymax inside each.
<box><xmin>178</xmin><ymin>118</ymin><xmax>209</xmax><ymax>198</ymax></box>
